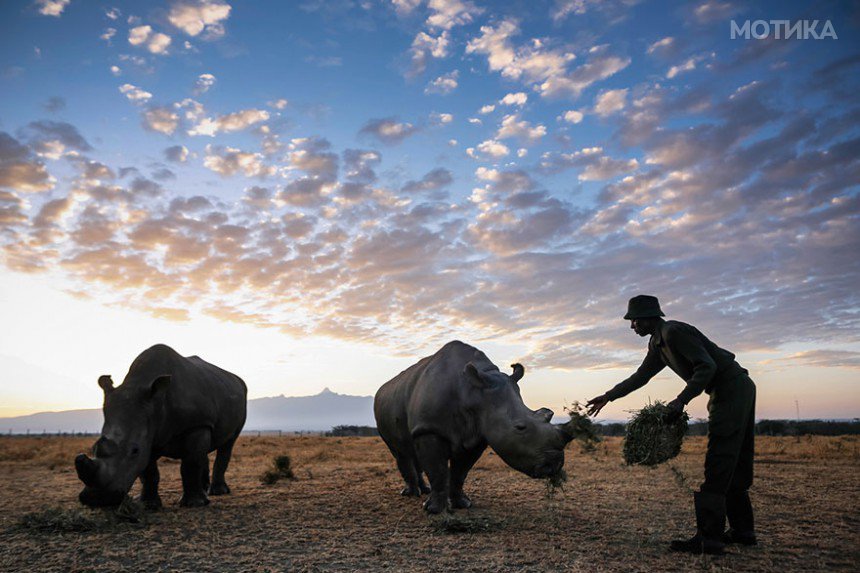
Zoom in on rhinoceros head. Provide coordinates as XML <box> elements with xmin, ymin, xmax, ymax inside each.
<box><xmin>463</xmin><ymin>361</ymin><xmax>573</xmax><ymax>479</ymax></box>
<box><xmin>75</xmin><ymin>373</ymin><xmax>170</xmax><ymax>507</ymax></box>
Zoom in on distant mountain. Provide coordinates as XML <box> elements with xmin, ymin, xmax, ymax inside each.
<box><xmin>0</xmin><ymin>388</ymin><xmax>375</xmax><ymax>434</ymax></box>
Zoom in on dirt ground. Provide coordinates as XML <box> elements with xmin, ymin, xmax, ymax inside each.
<box><xmin>0</xmin><ymin>435</ymin><xmax>858</xmax><ymax>572</ymax></box>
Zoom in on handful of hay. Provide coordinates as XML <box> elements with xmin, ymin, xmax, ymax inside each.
<box><xmin>562</xmin><ymin>401</ymin><xmax>602</xmax><ymax>452</ymax></box>
<box><xmin>622</xmin><ymin>401</ymin><xmax>689</xmax><ymax>466</ymax></box>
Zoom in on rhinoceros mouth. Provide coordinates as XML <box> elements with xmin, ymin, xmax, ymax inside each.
<box><xmin>530</xmin><ymin>455</ymin><xmax>564</xmax><ymax>478</ymax></box>
<box><xmin>78</xmin><ymin>486</ymin><xmax>127</xmax><ymax>507</ymax></box>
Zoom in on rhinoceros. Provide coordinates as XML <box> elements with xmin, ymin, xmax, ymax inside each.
<box><xmin>374</xmin><ymin>340</ymin><xmax>574</xmax><ymax>513</ymax></box>
<box><xmin>75</xmin><ymin>344</ymin><xmax>247</xmax><ymax>508</ymax></box>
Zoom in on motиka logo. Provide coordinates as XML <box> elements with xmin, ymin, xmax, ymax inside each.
<box><xmin>731</xmin><ymin>19</ymin><xmax>838</xmax><ymax>40</ymax></box>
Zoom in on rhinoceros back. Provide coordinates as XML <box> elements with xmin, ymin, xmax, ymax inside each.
<box><xmin>124</xmin><ymin>344</ymin><xmax>247</xmax><ymax>450</ymax></box>
<box><xmin>375</xmin><ymin>341</ymin><xmax>489</xmax><ymax>446</ymax></box>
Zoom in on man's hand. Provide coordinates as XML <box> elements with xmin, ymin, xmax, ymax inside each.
<box><xmin>664</xmin><ymin>397</ymin><xmax>685</xmax><ymax>423</ymax></box>
<box><xmin>586</xmin><ymin>394</ymin><xmax>610</xmax><ymax>417</ymax></box>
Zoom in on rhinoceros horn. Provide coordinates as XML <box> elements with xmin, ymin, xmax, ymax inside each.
<box><xmin>509</xmin><ymin>363</ymin><xmax>525</xmax><ymax>383</ymax></box>
<box><xmin>555</xmin><ymin>423</ymin><xmax>576</xmax><ymax>445</ymax></box>
<box><xmin>75</xmin><ymin>453</ymin><xmax>99</xmax><ymax>487</ymax></box>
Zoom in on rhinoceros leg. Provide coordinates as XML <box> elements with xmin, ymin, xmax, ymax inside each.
<box><xmin>137</xmin><ymin>457</ymin><xmax>163</xmax><ymax>510</ymax></box>
<box><xmin>449</xmin><ymin>446</ymin><xmax>485</xmax><ymax>509</ymax></box>
<box><xmin>209</xmin><ymin>437</ymin><xmax>236</xmax><ymax>496</ymax></box>
<box><xmin>179</xmin><ymin>428</ymin><xmax>211</xmax><ymax>508</ymax></box>
<box><xmin>414</xmin><ymin>434</ymin><xmax>451</xmax><ymax>514</ymax></box>
<box><xmin>413</xmin><ymin>459</ymin><xmax>431</xmax><ymax>495</ymax></box>
<box><xmin>393</xmin><ymin>452</ymin><xmax>423</xmax><ymax>497</ymax></box>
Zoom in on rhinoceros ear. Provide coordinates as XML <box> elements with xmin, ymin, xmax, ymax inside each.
<box><xmin>510</xmin><ymin>363</ymin><xmax>525</xmax><ymax>383</ymax></box>
<box><xmin>148</xmin><ymin>375</ymin><xmax>171</xmax><ymax>398</ymax></box>
<box><xmin>97</xmin><ymin>375</ymin><xmax>114</xmax><ymax>394</ymax></box>
<box><xmin>464</xmin><ymin>362</ymin><xmax>493</xmax><ymax>389</ymax></box>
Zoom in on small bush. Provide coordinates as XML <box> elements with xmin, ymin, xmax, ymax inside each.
<box><xmin>622</xmin><ymin>401</ymin><xmax>689</xmax><ymax>466</ymax></box>
<box><xmin>260</xmin><ymin>454</ymin><xmax>296</xmax><ymax>484</ymax></box>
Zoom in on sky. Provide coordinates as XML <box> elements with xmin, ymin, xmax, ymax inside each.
<box><xmin>0</xmin><ymin>0</ymin><xmax>858</xmax><ymax>421</ymax></box>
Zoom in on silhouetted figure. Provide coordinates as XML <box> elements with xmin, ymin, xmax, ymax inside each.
<box><xmin>587</xmin><ymin>295</ymin><xmax>757</xmax><ymax>555</ymax></box>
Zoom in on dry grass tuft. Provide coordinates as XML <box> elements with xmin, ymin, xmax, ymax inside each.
<box><xmin>260</xmin><ymin>454</ymin><xmax>297</xmax><ymax>484</ymax></box>
<box><xmin>16</xmin><ymin>507</ymin><xmax>102</xmax><ymax>533</ymax></box>
<box><xmin>430</xmin><ymin>514</ymin><xmax>505</xmax><ymax>534</ymax></box>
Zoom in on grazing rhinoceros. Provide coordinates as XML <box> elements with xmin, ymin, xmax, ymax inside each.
<box><xmin>374</xmin><ymin>340</ymin><xmax>574</xmax><ymax>513</ymax></box>
<box><xmin>75</xmin><ymin>344</ymin><xmax>247</xmax><ymax>509</ymax></box>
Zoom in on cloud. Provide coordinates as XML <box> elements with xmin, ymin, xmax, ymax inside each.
<box><xmin>495</xmin><ymin>114</ymin><xmax>546</xmax><ymax>142</ymax></box>
<box><xmin>466</xmin><ymin>139</ymin><xmax>510</xmax><ymax>159</ymax></box>
<box><xmin>425</xmin><ymin>70</ymin><xmax>459</xmax><ymax>95</ymax></box>
<box><xmin>500</xmin><ymin>92</ymin><xmax>527</xmax><ymax>106</ymax></box>
<box><xmin>269</xmin><ymin>99</ymin><xmax>289</xmax><ymax>110</ymax></box>
<box><xmin>466</xmin><ymin>20</ymin><xmax>575</xmax><ymax>85</ymax></box>
<box><xmin>429</xmin><ymin>112</ymin><xmax>453</xmax><ymax>125</ymax></box>
<box><xmin>188</xmin><ymin>108</ymin><xmax>270</xmax><ymax>136</ymax></box>
<box><xmin>467</xmin><ymin>21</ymin><xmax>629</xmax><ymax>101</ymax></box>
<box><xmin>142</xmin><ymin>107</ymin><xmax>180</xmax><ymax>135</ymax></box>
<box><xmin>19</xmin><ymin>120</ymin><xmax>92</xmax><ymax>154</ymax></box>
<box><xmin>204</xmin><ymin>145</ymin><xmax>276</xmax><ymax>178</ymax></box>
<box><xmin>593</xmin><ymin>88</ymin><xmax>627</xmax><ymax>116</ymax></box>
<box><xmin>409</xmin><ymin>31</ymin><xmax>450</xmax><ymax>77</ymax></box>
<box><xmin>164</xmin><ymin>145</ymin><xmax>189</xmax><ymax>163</ymax></box>
<box><xmin>42</xmin><ymin>96</ymin><xmax>66</xmax><ymax>113</ymax></box>
<box><xmin>101</xmin><ymin>28</ymin><xmax>117</xmax><ymax>43</ymax></box>
<box><xmin>35</xmin><ymin>0</ymin><xmax>70</xmax><ymax>17</ymax></box>
<box><xmin>646</xmin><ymin>36</ymin><xmax>675</xmax><ymax>56</ymax></box>
<box><xmin>287</xmin><ymin>137</ymin><xmax>338</xmax><ymax>181</ymax></box>
<box><xmin>194</xmin><ymin>73</ymin><xmax>216</xmax><ymax>94</ymax></box>
<box><xmin>359</xmin><ymin>117</ymin><xmax>419</xmax><ymax>145</ymax></box>
<box><xmin>767</xmin><ymin>350</ymin><xmax>860</xmax><ymax>370</ymax></box>
<box><xmin>479</xmin><ymin>104</ymin><xmax>495</xmax><ymax>114</ymax></box>
<box><xmin>539</xmin><ymin>146</ymin><xmax>639</xmax><ymax>180</ymax></box>
<box><xmin>426</xmin><ymin>0</ymin><xmax>484</xmax><ymax>31</ymax></box>
<box><xmin>560</xmin><ymin>109</ymin><xmax>584</xmax><ymax>123</ymax></box>
<box><xmin>539</xmin><ymin>48</ymin><xmax>631</xmax><ymax>99</ymax></box>
<box><xmin>401</xmin><ymin>167</ymin><xmax>453</xmax><ymax>195</ymax></box>
<box><xmin>128</xmin><ymin>25</ymin><xmax>172</xmax><ymax>55</ymax></box>
<box><xmin>168</xmin><ymin>0</ymin><xmax>232</xmax><ymax>38</ymax></box>
<box><xmin>391</xmin><ymin>0</ymin><xmax>422</xmax><ymax>15</ymax></box>
<box><xmin>0</xmin><ymin>132</ymin><xmax>55</xmax><ymax>193</ymax></box>
<box><xmin>119</xmin><ymin>83</ymin><xmax>153</xmax><ymax>103</ymax></box>
<box><xmin>692</xmin><ymin>1</ymin><xmax>738</xmax><ymax>24</ymax></box>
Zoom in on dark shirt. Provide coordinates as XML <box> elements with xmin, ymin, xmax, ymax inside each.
<box><xmin>606</xmin><ymin>320</ymin><xmax>747</xmax><ymax>404</ymax></box>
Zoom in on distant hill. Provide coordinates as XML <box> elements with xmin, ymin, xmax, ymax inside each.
<box><xmin>0</xmin><ymin>388</ymin><xmax>375</xmax><ymax>434</ymax></box>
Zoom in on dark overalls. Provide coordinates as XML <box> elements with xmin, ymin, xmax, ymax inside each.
<box><xmin>606</xmin><ymin>319</ymin><xmax>757</xmax><ymax>539</ymax></box>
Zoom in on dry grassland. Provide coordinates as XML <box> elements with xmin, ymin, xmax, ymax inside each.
<box><xmin>0</xmin><ymin>435</ymin><xmax>858</xmax><ymax>572</ymax></box>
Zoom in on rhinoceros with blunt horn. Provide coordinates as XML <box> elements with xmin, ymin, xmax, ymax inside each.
<box><xmin>374</xmin><ymin>341</ymin><xmax>574</xmax><ymax>513</ymax></box>
<box><xmin>75</xmin><ymin>344</ymin><xmax>247</xmax><ymax>509</ymax></box>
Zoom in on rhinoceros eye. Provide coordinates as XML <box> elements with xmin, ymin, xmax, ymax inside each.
<box><xmin>514</xmin><ymin>423</ymin><xmax>528</xmax><ymax>432</ymax></box>
<box><xmin>130</xmin><ymin>444</ymin><xmax>140</xmax><ymax>456</ymax></box>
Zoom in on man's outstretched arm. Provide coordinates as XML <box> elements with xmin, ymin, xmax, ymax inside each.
<box><xmin>587</xmin><ymin>346</ymin><xmax>665</xmax><ymax>416</ymax></box>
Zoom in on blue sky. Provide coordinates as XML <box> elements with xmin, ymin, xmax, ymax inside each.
<box><xmin>0</xmin><ymin>0</ymin><xmax>858</xmax><ymax>419</ymax></box>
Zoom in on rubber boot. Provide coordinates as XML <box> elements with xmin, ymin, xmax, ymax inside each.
<box><xmin>724</xmin><ymin>490</ymin><xmax>757</xmax><ymax>545</ymax></box>
<box><xmin>670</xmin><ymin>492</ymin><xmax>727</xmax><ymax>555</ymax></box>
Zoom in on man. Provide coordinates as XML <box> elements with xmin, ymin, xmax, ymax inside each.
<box><xmin>586</xmin><ymin>295</ymin><xmax>757</xmax><ymax>555</ymax></box>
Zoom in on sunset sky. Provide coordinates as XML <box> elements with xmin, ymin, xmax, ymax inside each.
<box><xmin>1</xmin><ymin>0</ymin><xmax>858</xmax><ymax>421</ymax></box>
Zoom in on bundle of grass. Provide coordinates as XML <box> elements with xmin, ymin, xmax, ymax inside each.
<box><xmin>114</xmin><ymin>496</ymin><xmax>146</xmax><ymax>524</ymax></box>
<box><xmin>431</xmin><ymin>514</ymin><xmax>504</xmax><ymax>535</ymax></box>
<box><xmin>544</xmin><ymin>468</ymin><xmax>568</xmax><ymax>498</ymax></box>
<box><xmin>260</xmin><ymin>454</ymin><xmax>296</xmax><ymax>484</ymax></box>
<box><xmin>17</xmin><ymin>507</ymin><xmax>101</xmax><ymax>533</ymax></box>
<box><xmin>562</xmin><ymin>401</ymin><xmax>602</xmax><ymax>452</ymax></box>
<box><xmin>622</xmin><ymin>401</ymin><xmax>690</xmax><ymax>466</ymax></box>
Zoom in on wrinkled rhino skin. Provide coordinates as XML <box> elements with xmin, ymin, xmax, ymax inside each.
<box><xmin>75</xmin><ymin>344</ymin><xmax>247</xmax><ymax>509</ymax></box>
<box><xmin>374</xmin><ymin>341</ymin><xmax>573</xmax><ymax>514</ymax></box>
